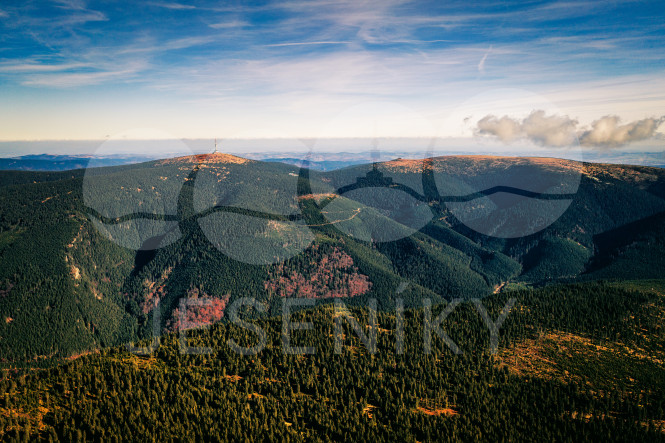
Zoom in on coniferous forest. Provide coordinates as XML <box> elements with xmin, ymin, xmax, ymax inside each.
<box><xmin>0</xmin><ymin>155</ymin><xmax>664</xmax><ymax>441</ymax></box>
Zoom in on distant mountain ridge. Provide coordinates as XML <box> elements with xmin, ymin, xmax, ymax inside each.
<box><xmin>0</xmin><ymin>154</ymin><xmax>163</xmax><ymax>171</ymax></box>
<box><xmin>3</xmin><ymin>152</ymin><xmax>665</xmax><ymax>172</ymax></box>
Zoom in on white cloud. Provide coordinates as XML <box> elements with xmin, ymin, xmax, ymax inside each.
<box><xmin>0</xmin><ymin>61</ymin><xmax>89</xmax><ymax>73</ymax></box>
<box><xmin>148</xmin><ymin>2</ymin><xmax>196</xmax><ymax>10</ymax></box>
<box><xmin>477</xmin><ymin>45</ymin><xmax>492</xmax><ymax>73</ymax></box>
<box><xmin>477</xmin><ymin>111</ymin><xmax>579</xmax><ymax>147</ymax></box>
<box><xmin>161</xmin><ymin>36</ymin><xmax>213</xmax><ymax>51</ymax></box>
<box><xmin>264</xmin><ymin>41</ymin><xmax>351</xmax><ymax>47</ymax></box>
<box><xmin>521</xmin><ymin>111</ymin><xmax>578</xmax><ymax>147</ymax></box>
<box><xmin>59</xmin><ymin>10</ymin><xmax>107</xmax><ymax>25</ymax></box>
<box><xmin>476</xmin><ymin>115</ymin><xmax>522</xmax><ymax>143</ymax></box>
<box><xmin>47</xmin><ymin>0</ymin><xmax>108</xmax><ymax>25</ymax></box>
<box><xmin>476</xmin><ymin>110</ymin><xmax>664</xmax><ymax>148</ymax></box>
<box><xmin>209</xmin><ymin>20</ymin><xmax>250</xmax><ymax>29</ymax></box>
<box><xmin>579</xmin><ymin>115</ymin><xmax>665</xmax><ymax>147</ymax></box>
<box><xmin>21</xmin><ymin>62</ymin><xmax>146</xmax><ymax>87</ymax></box>
<box><xmin>53</xmin><ymin>0</ymin><xmax>87</xmax><ymax>10</ymax></box>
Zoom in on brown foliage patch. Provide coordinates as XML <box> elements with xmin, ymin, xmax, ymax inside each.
<box><xmin>168</xmin><ymin>289</ymin><xmax>230</xmax><ymax>332</ymax></box>
<box><xmin>264</xmin><ymin>246</ymin><xmax>371</xmax><ymax>299</ymax></box>
<box><xmin>416</xmin><ymin>406</ymin><xmax>458</xmax><ymax>417</ymax></box>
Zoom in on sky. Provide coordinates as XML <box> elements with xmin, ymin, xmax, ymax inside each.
<box><xmin>0</xmin><ymin>0</ymin><xmax>664</xmax><ymax>156</ymax></box>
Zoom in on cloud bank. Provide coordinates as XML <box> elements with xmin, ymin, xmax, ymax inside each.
<box><xmin>579</xmin><ymin>115</ymin><xmax>665</xmax><ymax>147</ymax></box>
<box><xmin>476</xmin><ymin>111</ymin><xmax>664</xmax><ymax>148</ymax></box>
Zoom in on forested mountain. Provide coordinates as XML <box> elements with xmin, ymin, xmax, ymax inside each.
<box><xmin>0</xmin><ymin>154</ymin><xmax>664</xmax><ymax>440</ymax></box>
<box><xmin>1</xmin><ymin>154</ymin><xmax>664</xmax><ymax>362</ymax></box>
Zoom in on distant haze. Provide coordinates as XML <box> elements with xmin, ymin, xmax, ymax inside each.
<box><xmin>1</xmin><ymin>138</ymin><xmax>665</xmax><ymax>169</ymax></box>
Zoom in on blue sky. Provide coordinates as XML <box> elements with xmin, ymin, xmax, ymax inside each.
<box><xmin>0</xmin><ymin>0</ymin><xmax>664</xmax><ymax>154</ymax></box>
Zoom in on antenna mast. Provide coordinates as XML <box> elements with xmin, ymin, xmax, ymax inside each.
<box><xmin>213</xmin><ymin>138</ymin><xmax>218</xmax><ymax>154</ymax></box>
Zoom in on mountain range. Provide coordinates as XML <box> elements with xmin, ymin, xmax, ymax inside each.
<box><xmin>1</xmin><ymin>153</ymin><xmax>665</xmax><ymax>440</ymax></box>
<box><xmin>1</xmin><ymin>153</ymin><xmax>664</xmax><ymax>362</ymax></box>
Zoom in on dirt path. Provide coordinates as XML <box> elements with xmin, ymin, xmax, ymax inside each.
<box><xmin>493</xmin><ymin>281</ymin><xmax>507</xmax><ymax>294</ymax></box>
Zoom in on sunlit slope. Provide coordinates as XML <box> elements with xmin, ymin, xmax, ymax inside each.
<box><xmin>3</xmin><ymin>280</ymin><xmax>664</xmax><ymax>441</ymax></box>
